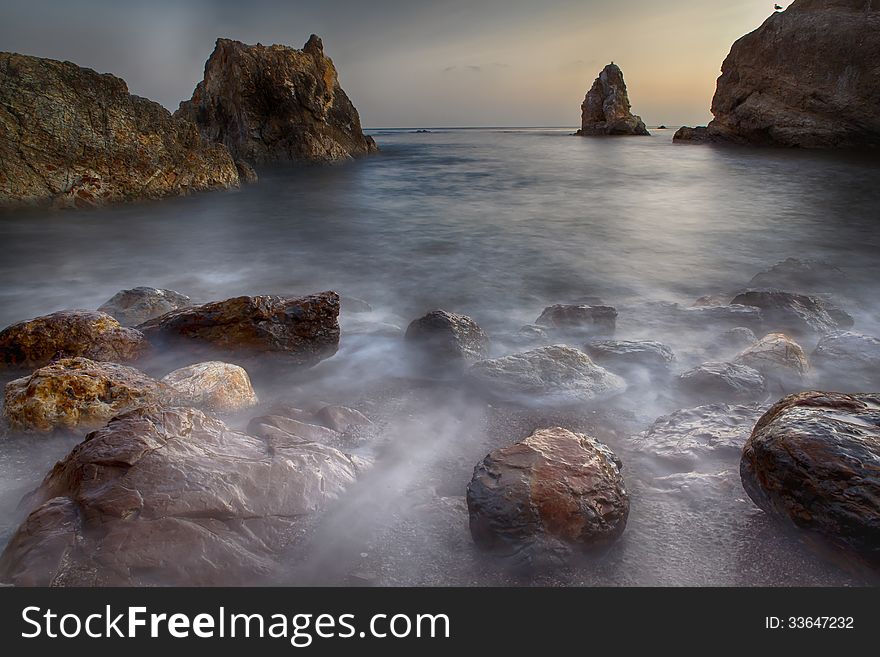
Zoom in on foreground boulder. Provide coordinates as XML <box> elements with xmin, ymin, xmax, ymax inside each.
<box><xmin>176</xmin><ymin>35</ymin><xmax>377</xmax><ymax>165</ymax></box>
<box><xmin>735</xmin><ymin>332</ymin><xmax>809</xmax><ymax>386</ymax></box>
<box><xmin>674</xmin><ymin>0</ymin><xmax>880</xmax><ymax>148</ymax></box>
<box><xmin>467</xmin><ymin>427</ymin><xmax>629</xmax><ymax>558</ymax></box>
<box><xmin>741</xmin><ymin>391</ymin><xmax>880</xmax><ymax>560</ymax></box>
<box><xmin>0</xmin><ymin>310</ymin><xmax>148</xmax><ymax>370</ymax></box>
<box><xmin>3</xmin><ymin>357</ymin><xmax>168</xmax><ymax>433</ymax></box>
<box><xmin>98</xmin><ymin>287</ymin><xmax>191</xmax><ymax>327</ymax></box>
<box><xmin>0</xmin><ymin>52</ymin><xmax>239</xmax><ymax>210</ymax></box>
<box><xmin>138</xmin><ymin>292</ymin><xmax>340</xmax><ymax>367</ymax></box>
<box><xmin>730</xmin><ymin>290</ymin><xmax>853</xmax><ymax>340</ymax></box>
<box><xmin>811</xmin><ymin>331</ymin><xmax>880</xmax><ymax>390</ymax></box>
<box><xmin>405</xmin><ymin>310</ymin><xmax>489</xmax><ymax>369</ymax></box>
<box><xmin>467</xmin><ymin>345</ymin><xmax>626</xmax><ymax>405</ymax></box>
<box><xmin>535</xmin><ymin>304</ymin><xmax>617</xmax><ymax>336</ymax></box>
<box><xmin>677</xmin><ymin>361</ymin><xmax>767</xmax><ymax>403</ymax></box>
<box><xmin>161</xmin><ymin>361</ymin><xmax>258</xmax><ymax>412</ymax></box>
<box><xmin>575</xmin><ymin>63</ymin><xmax>649</xmax><ymax>136</ymax></box>
<box><xmin>0</xmin><ymin>406</ymin><xmax>362</xmax><ymax>585</ymax></box>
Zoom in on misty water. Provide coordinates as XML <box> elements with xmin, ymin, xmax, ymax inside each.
<box><xmin>2</xmin><ymin>128</ymin><xmax>880</xmax><ymax>585</ymax></box>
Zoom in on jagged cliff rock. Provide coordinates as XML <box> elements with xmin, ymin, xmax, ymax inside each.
<box><xmin>675</xmin><ymin>0</ymin><xmax>880</xmax><ymax>148</ymax></box>
<box><xmin>576</xmin><ymin>64</ymin><xmax>649</xmax><ymax>136</ymax></box>
<box><xmin>175</xmin><ymin>35</ymin><xmax>378</xmax><ymax>165</ymax></box>
<box><xmin>0</xmin><ymin>52</ymin><xmax>240</xmax><ymax>210</ymax></box>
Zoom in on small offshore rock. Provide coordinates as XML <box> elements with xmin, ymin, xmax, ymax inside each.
<box><xmin>812</xmin><ymin>331</ymin><xmax>880</xmax><ymax>390</ymax></box>
<box><xmin>161</xmin><ymin>361</ymin><xmax>258</xmax><ymax>412</ymax></box>
<box><xmin>677</xmin><ymin>361</ymin><xmax>766</xmax><ymax>403</ymax></box>
<box><xmin>98</xmin><ymin>287</ymin><xmax>191</xmax><ymax>327</ymax></box>
<box><xmin>535</xmin><ymin>304</ymin><xmax>617</xmax><ymax>336</ymax></box>
<box><xmin>735</xmin><ymin>332</ymin><xmax>809</xmax><ymax>386</ymax></box>
<box><xmin>0</xmin><ymin>310</ymin><xmax>148</xmax><ymax>370</ymax></box>
<box><xmin>731</xmin><ymin>290</ymin><xmax>853</xmax><ymax>340</ymax></box>
<box><xmin>405</xmin><ymin>310</ymin><xmax>490</xmax><ymax>367</ymax></box>
<box><xmin>575</xmin><ymin>63</ymin><xmax>649</xmax><ymax>136</ymax></box>
<box><xmin>584</xmin><ymin>340</ymin><xmax>676</xmax><ymax>372</ymax></box>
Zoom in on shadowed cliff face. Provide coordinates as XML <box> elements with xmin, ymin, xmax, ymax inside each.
<box><xmin>676</xmin><ymin>0</ymin><xmax>880</xmax><ymax>148</ymax></box>
<box><xmin>0</xmin><ymin>52</ymin><xmax>240</xmax><ymax>210</ymax></box>
<box><xmin>175</xmin><ymin>35</ymin><xmax>378</xmax><ymax>165</ymax></box>
<box><xmin>576</xmin><ymin>64</ymin><xmax>649</xmax><ymax>137</ymax></box>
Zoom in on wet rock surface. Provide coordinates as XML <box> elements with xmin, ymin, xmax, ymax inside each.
<box><xmin>98</xmin><ymin>287</ymin><xmax>191</xmax><ymax>327</ymax></box>
<box><xmin>0</xmin><ymin>310</ymin><xmax>148</xmax><ymax>370</ymax></box>
<box><xmin>0</xmin><ymin>52</ymin><xmax>239</xmax><ymax>210</ymax></box>
<box><xmin>405</xmin><ymin>310</ymin><xmax>489</xmax><ymax>368</ymax></box>
<box><xmin>137</xmin><ymin>292</ymin><xmax>340</xmax><ymax>367</ymax></box>
<box><xmin>176</xmin><ymin>35</ymin><xmax>377</xmax><ymax>164</ymax></box>
<box><xmin>467</xmin><ymin>427</ymin><xmax>629</xmax><ymax>559</ymax></box>
<box><xmin>536</xmin><ymin>304</ymin><xmax>617</xmax><ymax>336</ymax></box>
<box><xmin>575</xmin><ymin>63</ymin><xmax>649</xmax><ymax>136</ymax></box>
<box><xmin>677</xmin><ymin>361</ymin><xmax>767</xmax><ymax>403</ymax></box>
<box><xmin>161</xmin><ymin>361</ymin><xmax>258</xmax><ymax>412</ymax></box>
<box><xmin>749</xmin><ymin>258</ymin><xmax>848</xmax><ymax>293</ymax></box>
<box><xmin>731</xmin><ymin>290</ymin><xmax>853</xmax><ymax>341</ymax></box>
<box><xmin>811</xmin><ymin>331</ymin><xmax>880</xmax><ymax>390</ymax></box>
<box><xmin>741</xmin><ymin>391</ymin><xmax>880</xmax><ymax>560</ymax></box>
<box><xmin>735</xmin><ymin>332</ymin><xmax>809</xmax><ymax>387</ymax></box>
<box><xmin>584</xmin><ymin>340</ymin><xmax>675</xmax><ymax>373</ymax></box>
<box><xmin>467</xmin><ymin>345</ymin><xmax>626</xmax><ymax>406</ymax></box>
<box><xmin>0</xmin><ymin>406</ymin><xmax>362</xmax><ymax>585</ymax></box>
<box><xmin>3</xmin><ymin>357</ymin><xmax>168</xmax><ymax>433</ymax></box>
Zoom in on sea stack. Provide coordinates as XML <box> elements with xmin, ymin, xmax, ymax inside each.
<box><xmin>176</xmin><ymin>35</ymin><xmax>378</xmax><ymax>167</ymax></box>
<box><xmin>576</xmin><ymin>63</ymin><xmax>649</xmax><ymax>136</ymax></box>
<box><xmin>674</xmin><ymin>0</ymin><xmax>880</xmax><ymax>148</ymax></box>
<box><xmin>0</xmin><ymin>53</ymin><xmax>239</xmax><ymax>210</ymax></box>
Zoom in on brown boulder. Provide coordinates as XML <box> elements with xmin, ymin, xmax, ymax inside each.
<box><xmin>0</xmin><ymin>310</ymin><xmax>147</xmax><ymax>370</ymax></box>
<box><xmin>0</xmin><ymin>405</ymin><xmax>362</xmax><ymax>585</ymax></box>
<box><xmin>575</xmin><ymin>63</ymin><xmax>649</xmax><ymax>136</ymax></box>
<box><xmin>0</xmin><ymin>52</ymin><xmax>239</xmax><ymax>210</ymax></box>
<box><xmin>98</xmin><ymin>287</ymin><xmax>191</xmax><ymax>327</ymax></box>
<box><xmin>466</xmin><ymin>427</ymin><xmax>629</xmax><ymax>558</ymax></box>
<box><xmin>176</xmin><ymin>35</ymin><xmax>378</xmax><ymax>164</ymax></box>
<box><xmin>137</xmin><ymin>292</ymin><xmax>340</xmax><ymax>367</ymax></box>
<box><xmin>405</xmin><ymin>310</ymin><xmax>490</xmax><ymax>368</ymax></box>
<box><xmin>735</xmin><ymin>332</ymin><xmax>809</xmax><ymax>385</ymax></box>
<box><xmin>161</xmin><ymin>361</ymin><xmax>258</xmax><ymax>412</ymax></box>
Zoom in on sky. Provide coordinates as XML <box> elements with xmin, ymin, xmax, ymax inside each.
<box><xmin>0</xmin><ymin>0</ymin><xmax>786</xmax><ymax>127</ymax></box>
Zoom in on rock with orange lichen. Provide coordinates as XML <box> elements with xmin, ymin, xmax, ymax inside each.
<box><xmin>0</xmin><ymin>310</ymin><xmax>148</xmax><ymax>370</ymax></box>
<box><xmin>466</xmin><ymin>427</ymin><xmax>629</xmax><ymax>560</ymax></box>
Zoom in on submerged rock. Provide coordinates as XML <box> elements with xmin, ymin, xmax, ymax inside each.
<box><xmin>584</xmin><ymin>340</ymin><xmax>676</xmax><ymax>373</ymax></box>
<box><xmin>731</xmin><ymin>290</ymin><xmax>853</xmax><ymax>340</ymax></box>
<box><xmin>315</xmin><ymin>405</ymin><xmax>372</xmax><ymax>433</ymax></box>
<box><xmin>735</xmin><ymin>332</ymin><xmax>809</xmax><ymax>385</ymax></box>
<box><xmin>137</xmin><ymin>292</ymin><xmax>340</xmax><ymax>367</ymax></box>
<box><xmin>535</xmin><ymin>304</ymin><xmax>617</xmax><ymax>336</ymax></box>
<box><xmin>3</xmin><ymin>357</ymin><xmax>168</xmax><ymax>433</ymax></box>
<box><xmin>176</xmin><ymin>35</ymin><xmax>377</xmax><ymax>164</ymax></box>
<box><xmin>714</xmin><ymin>327</ymin><xmax>759</xmax><ymax>353</ymax></box>
<box><xmin>0</xmin><ymin>52</ymin><xmax>239</xmax><ymax>210</ymax></box>
<box><xmin>0</xmin><ymin>310</ymin><xmax>148</xmax><ymax>370</ymax></box>
<box><xmin>247</xmin><ymin>414</ymin><xmax>341</xmax><ymax>447</ymax></box>
<box><xmin>682</xmin><ymin>304</ymin><xmax>764</xmax><ymax>332</ymax></box>
<box><xmin>467</xmin><ymin>427</ymin><xmax>629</xmax><ymax>557</ymax></box>
<box><xmin>0</xmin><ymin>406</ymin><xmax>362</xmax><ymax>585</ymax></box>
<box><xmin>98</xmin><ymin>287</ymin><xmax>191</xmax><ymax>327</ymax></box>
<box><xmin>677</xmin><ymin>361</ymin><xmax>767</xmax><ymax>403</ymax></box>
<box><xmin>741</xmin><ymin>391</ymin><xmax>880</xmax><ymax>560</ymax></box>
<box><xmin>161</xmin><ymin>361</ymin><xmax>258</xmax><ymax>413</ymax></box>
<box><xmin>405</xmin><ymin>310</ymin><xmax>489</xmax><ymax>369</ymax></box>
<box><xmin>811</xmin><ymin>331</ymin><xmax>880</xmax><ymax>390</ymax></box>
<box><xmin>467</xmin><ymin>345</ymin><xmax>626</xmax><ymax>405</ymax></box>
<box><xmin>674</xmin><ymin>0</ymin><xmax>880</xmax><ymax>148</ymax></box>
<box><xmin>749</xmin><ymin>258</ymin><xmax>847</xmax><ymax>293</ymax></box>
<box><xmin>575</xmin><ymin>63</ymin><xmax>649</xmax><ymax>136</ymax></box>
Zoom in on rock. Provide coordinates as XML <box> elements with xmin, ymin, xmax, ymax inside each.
<box><xmin>234</xmin><ymin>160</ymin><xmax>258</xmax><ymax>184</ymax></box>
<box><xmin>584</xmin><ymin>340</ymin><xmax>676</xmax><ymax>373</ymax></box>
<box><xmin>634</xmin><ymin>403</ymin><xmax>767</xmax><ymax>473</ymax></box>
<box><xmin>315</xmin><ymin>405</ymin><xmax>372</xmax><ymax>433</ymax></box>
<box><xmin>0</xmin><ymin>52</ymin><xmax>239</xmax><ymax>210</ymax></box>
<box><xmin>749</xmin><ymin>258</ymin><xmax>847</xmax><ymax>293</ymax></box>
<box><xmin>677</xmin><ymin>361</ymin><xmax>767</xmax><ymax>403</ymax></box>
<box><xmin>674</xmin><ymin>0</ymin><xmax>880</xmax><ymax>148</ymax></box>
<box><xmin>672</xmin><ymin>125</ymin><xmax>712</xmax><ymax>143</ymax></box>
<box><xmin>693</xmin><ymin>294</ymin><xmax>732</xmax><ymax>307</ymax></box>
<box><xmin>730</xmin><ymin>290</ymin><xmax>853</xmax><ymax>340</ymax></box>
<box><xmin>247</xmin><ymin>414</ymin><xmax>341</xmax><ymax>447</ymax></box>
<box><xmin>812</xmin><ymin>331</ymin><xmax>880</xmax><ymax>390</ymax></box>
<box><xmin>741</xmin><ymin>391</ymin><xmax>880</xmax><ymax>559</ymax></box>
<box><xmin>3</xmin><ymin>357</ymin><xmax>168</xmax><ymax>433</ymax></box>
<box><xmin>405</xmin><ymin>310</ymin><xmax>490</xmax><ymax>367</ymax></box>
<box><xmin>161</xmin><ymin>361</ymin><xmax>258</xmax><ymax>412</ymax></box>
<box><xmin>0</xmin><ymin>310</ymin><xmax>148</xmax><ymax>370</ymax></box>
<box><xmin>535</xmin><ymin>304</ymin><xmax>617</xmax><ymax>336</ymax></box>
<box><xmin>682</xmin><ymin>304</ymin><xmax>764</xmax><ymax>332</ymax></box>
<box><xmin>735</xmin><ymin>333</ymin><xmax>810</xmax><ymax>384</ymax></box>
<box><xmin>466</xmin><ymin>427</ymin><xmax>629</xmax><ymax>557</ymax></box>
<box><xmin>137</xmin><ymin>292</ymin><xmax>340</xmax><ymax>367</ymax></box>
<box><xmin>515</xmin><ymin>324</ymin><xmax>550</xmax><ymax>343</ymax></box>
<box><xmin>175</xmin><ymin>35</ymin><xmax>378</xmax><ymax>164</ymax></box>
<box><xmin>0</xmin><ymin>406</ymin><xmax>362</xmax><ymax>585</ymax></box>
<box><xmin>715</xmin><ymin>327</ymin><xmax>758</xmax><ymax>352</ymax></box>
<box><xmin>575</xmin><ymin>63</ymin><xmax>649</xmax><ymax>136</ymax></box>
<box><xmin>467</xmin><ymin>345</ymin><xmax>626</xmax><ymax>406</ymax></box>
<box><xmin>98</xmin><ymin>287</ymin><xmax>191</xmax><ymax>327</ymax></box>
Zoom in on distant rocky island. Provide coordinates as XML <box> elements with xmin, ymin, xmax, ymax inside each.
<box><xmin>0</xmin><ymin>35</ymin><xmax>376</xmax><ymax>210</ymax></box>
<box><xmin>675</xmin><ymin>0</ymin><xmax>880</xmax><ymax>148</ymax></box>
<box><xmin>576</xmin><ymin>63</ymin><xmax>649</xmax><ymax>137</ymax></box>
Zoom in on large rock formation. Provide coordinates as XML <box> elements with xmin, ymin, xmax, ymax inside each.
<box><xmin>0</xmin><ymin>52</ymin><xmax>240</xmax><ymax>210</ymax></box>
<box><xmin>0</xmin><ymin>405</ymin><xmax>363</xmax><ymax>585</ymax></box>
<box><xmin>575</xmin><ymin>63</ymin><xmax>649</xmax><ymax>136</ymax></box>
<box><xmin>175</xmin><ymin>35</ymin><xmax>378</xmax><ymax>165</ymax></box>
<box><xmin>674</xmin><ymin>1</ymin><xmax>880</xmax><ymax>148</ymax></box>
<box><xmin>741</xmin><ymin>391</ymin><xmax>880</xmax><ymax>560</ymax></box>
